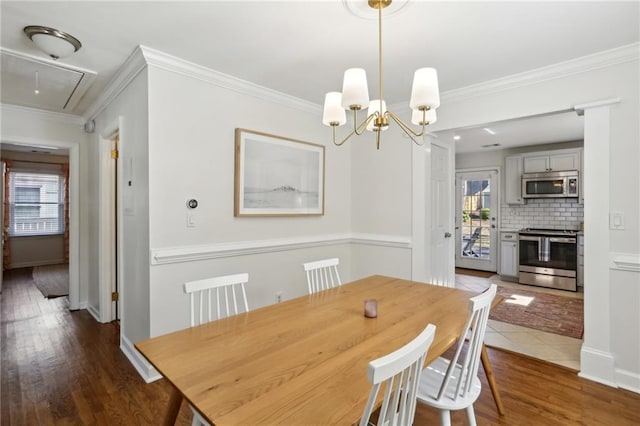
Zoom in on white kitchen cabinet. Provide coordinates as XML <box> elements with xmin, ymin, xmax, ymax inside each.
<box><xmin>499</xmin><ymin>232</ymin><xmax>519</xmax><ymax>279</ymax></box>
<box><xmin>504</xmin><ymin>155</ymin><xmax>524</xmax><ymax>204</ymax></box>
<box><xmin>523</xmin><ymin>150</ymin><xmax>581</xmax><ymax>173</ymax></box>
<box><xmin>577</xmin><ymin>234</ymin><xmax>584</xmax><ymax>287</ymax></box>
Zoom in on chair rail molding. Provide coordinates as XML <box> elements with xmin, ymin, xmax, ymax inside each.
<box><xmin>151</xmin><ymin>233</ymin><xmax>411</xmax><ymax>265</ymax></box>
<box><xmin>610</xmin><ymin>252</ymin><xmax>640</xmax><ymax>272</ymax></box>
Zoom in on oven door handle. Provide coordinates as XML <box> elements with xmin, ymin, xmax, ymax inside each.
<box><xmin>549</xmin><ymin>237</ymin><xmax>577</xmax><ymax>243</ymax></box>
<box><xmin>519</xmin><ymin>235</ymin><xmax>541</xmax><ymax>241</ymax></box>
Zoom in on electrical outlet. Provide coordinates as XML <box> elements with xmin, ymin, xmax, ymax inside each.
<box><xmin>276</xmin><ymin>291</ymin><xmax>283</xmax><ymax>303</ymax></box>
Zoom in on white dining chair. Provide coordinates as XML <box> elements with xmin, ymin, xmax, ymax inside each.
<box><xmin>359</xmin><ymin>324</ymin><xmax>437</xmax><ymax>426</ymax></box>
<box><xmin>303</xmin><ymin>257</ymin><xmax>342</xmax><ymax>294</ymax></box>
<box><xmin>183</xmin><ymin>272</ymin><xmax>250</xmax><ymax>327</ymax></box>
<box><xmin>416</xmin><ymin>284</ymin><xmax>497</xmax><ymax>426</ymax></box>
<box><xmin>183</xmin><ymin>272</ymin><xmax>250</xmax><ymax>426</ymax></box>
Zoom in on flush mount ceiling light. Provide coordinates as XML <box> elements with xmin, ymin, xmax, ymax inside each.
<box><xmin>322</xmin><ymin>0</ymin><xmax>440</xmax><ymax>150</ymax></box>
<box><xmin>24</xmin><ymin>26</ymin><xmax>82</xmax><ymax>60</ymax></box>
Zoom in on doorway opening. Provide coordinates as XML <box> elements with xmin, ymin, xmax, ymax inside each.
<box><xmin>455</xmin><ymin>169</ymin><xmax>498</xmax><ymax>272</ymax></box>
<box><xmin>99</xmin><ymin>125</ymin><xmax>122</xmax><ymax>326</ymax></box>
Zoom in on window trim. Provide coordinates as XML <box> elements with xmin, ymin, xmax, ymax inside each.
<box><xmin>7</xmin><ymin>170</ymin><xmax>66</xmax><ymax>237</ymax></box>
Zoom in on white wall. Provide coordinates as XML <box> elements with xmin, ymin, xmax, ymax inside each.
<box><xmin>145</xmin><ymin>64</ymin><xmax>352</xmax><ymax>336</ymax></box>
<box><xmin>350</xmin><ymin>125</ymin><xmax>414</xmax><ymax>279</ymax></box>
<box><xmin>8</xmin><ymin>236</ymin><xmax>64</xmax><ymax>268</ymax></box>
<box><xmin>428</xmin><ymin>56</ymin><xmax>640</xmax><ymax>391</ymax></box>
<box><xmin>93</xmin><ymin>70</ymin><xmax>150</xmax><ymax>344</ymax></box>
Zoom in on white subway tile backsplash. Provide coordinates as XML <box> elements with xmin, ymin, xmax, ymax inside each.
<box><xmin>501</xmin><ymin>198</ymin><xmax>583</xmax><ymax>230</ymax></box>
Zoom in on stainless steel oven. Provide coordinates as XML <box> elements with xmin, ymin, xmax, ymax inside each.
<box><xmin>518</xmin><ymin>228</ymin><xmax>578</xmax><ymax>291</ymax></box>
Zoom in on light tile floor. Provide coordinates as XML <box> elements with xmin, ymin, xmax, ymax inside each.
<box><xmin>456</xmin><ymin>272</ymin><xmax>583</xmax><ymax>371</ymax></box>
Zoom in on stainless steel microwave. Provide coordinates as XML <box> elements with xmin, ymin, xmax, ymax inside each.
<box><xmin>522</xmin><ymin>170</ymin><xmax>579</xmax><ymax>198</ymax></box>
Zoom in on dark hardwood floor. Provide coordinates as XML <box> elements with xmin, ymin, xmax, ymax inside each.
<box><xmin>2</xmin><ymin>267</ymin><xmax>640</xmax><ymax>425</ymax></box>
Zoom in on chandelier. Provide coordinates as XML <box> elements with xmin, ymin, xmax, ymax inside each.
<box><xmin>322</xmin><ymin>0</ymin><xmax>440</xmax><ymax>149</ymax></box>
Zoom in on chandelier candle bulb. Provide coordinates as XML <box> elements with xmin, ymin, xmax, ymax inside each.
<box><xmin>322</xmin><ymin>92</ymin><xmax>347</xmax><ymax>126</ymax></box>
<box><xmin>412</xmin><ymin>108</ymin><xmax>437</xmax><ymax>126</ymax></box>
<box><xmin>409</xmin><ymin>67</ymin><xmax>440</xmax><ymax>110</ymax></box>
<box><xmin>341</xmin><ymin>68</ymin><xmax>370</xmax><ymax>109</ymax></box>
<box><xmin>366</xmin><ymin>99</ymin><xmax>388</xmax><ymax>132</ymax></box>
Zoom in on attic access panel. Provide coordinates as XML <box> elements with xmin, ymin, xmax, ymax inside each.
<box><xmin>1</xmin><ymin>48</ymin><xmax>96</xmax><ymax>113</ymax></box>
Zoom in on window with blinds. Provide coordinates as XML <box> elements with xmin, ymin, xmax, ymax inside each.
<box><xmin>8</xmin><ymin>171</ymin><xmax>65</xmax><ymax>236</ymax></box>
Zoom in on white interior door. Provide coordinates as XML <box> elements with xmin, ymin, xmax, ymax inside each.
<box><xmin>455</xmin><ymin>169</ymin><xmax>499</xmax><ymax>272</ymax></box>
<box><xmin>429</xmin><ymin>140</ymin><xmax>455</xmax><ymax>286</ymax></box>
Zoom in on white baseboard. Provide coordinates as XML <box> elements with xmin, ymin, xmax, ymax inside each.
<box><xmin>86</xmin><ymin>304</ymin><xmax>101</xmax><ymax>322</ymax></box>
<box><xmin>120</xmin><ymin>334</ymin><xmax>162</xmax><ymax>383</ymax></box>
<box><xmin>616</xmin><ymin>368</ymin><xmax>640</xmax><ymax>394</ymax></box>
<box><xmin>9</xmin><ymin>259</ymin><xmax>66</xmax><ymax>269</ymax></box>
<box><xmin>579</xmin><ymin>345</ymin><xmax>617</xmax><ymax>387</ymax></box>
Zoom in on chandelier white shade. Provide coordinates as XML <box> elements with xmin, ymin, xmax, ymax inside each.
<box><xmin>24</xmin><ymin>26</ymin><xmax>82</xmax><ymax>60</ymax></box>
<box><xmin>322</xmin><ymin>92</ymin><xmax>347</xmax><ymax>126</ymax></box>
<box><xmin>341</xmin><ymin>68</ymin><xmax>370</xmax><ymax>109</ymax></box>
<box><xmin>322</xmin><ymin>0</ymin><xmax>440</xmax><ymax>150</ymax></box>
<box><xmin>409</xmin><ymin>68</ymin><xmax>440</xmax><ymax>110</ymax></box>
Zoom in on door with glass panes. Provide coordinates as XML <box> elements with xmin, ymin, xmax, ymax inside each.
<box><xmin>455</xmin><ymin>170</ymin><xmax>498</xmax><ymax>272</ymax></box>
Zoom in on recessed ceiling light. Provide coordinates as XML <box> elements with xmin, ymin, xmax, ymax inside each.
<box><xmin>453</xmin><ymin>135</ymin><xmax>461</xmax><ymax>141</ymax></box>
<box><xmin>483</xmin><ymin>127</ymin><xmax>496</xmax><ymax>135</ymax></box>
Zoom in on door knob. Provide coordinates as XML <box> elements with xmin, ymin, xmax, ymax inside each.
<box><xmin>444</xmin><ymin>232</ymin><xmax>452</xmax><ymax>238</ymax></box>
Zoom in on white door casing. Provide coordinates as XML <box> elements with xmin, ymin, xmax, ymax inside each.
<box><xmin>99</xmin><ymin>118</ymin><xmax>123</xmax><ymax>324</ymax></box>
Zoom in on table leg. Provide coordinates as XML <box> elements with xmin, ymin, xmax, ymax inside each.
<box><xmin>481</xmin><ymin>344</ymin><xmax>505</xmax><ymax>416</ymax></box>
<box><xmin>163</xmin><ymin>386</ymin><xmax>183</xmax><ymax>426</ymax></box>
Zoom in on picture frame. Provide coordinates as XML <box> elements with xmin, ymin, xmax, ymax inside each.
<box><xmin>234</xmin><ymin>128</ymin><xmax>325</xmax><ymax>217</ymax></box>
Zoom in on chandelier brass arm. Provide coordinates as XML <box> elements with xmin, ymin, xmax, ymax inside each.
<box><xmin>385</xmin><ymin>109</ymin><xmax>429</xmax><ymax>145</ymax></box>
<box><xmin>322</xmin><ymin>0</ymin><xmax>440</xmax><ymax>150</ymax></box>
<box><xmin>331</xmin><ymin>111</ymin><xmax>378</xmax><ymax>146</ymax></box>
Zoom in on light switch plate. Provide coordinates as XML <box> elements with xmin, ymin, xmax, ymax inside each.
<box><xmin>609</xmin><ymin>211</ymin><xmax>624</xmax><ymax>230</ymax></box>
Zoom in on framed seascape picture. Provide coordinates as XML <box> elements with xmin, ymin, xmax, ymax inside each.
<box><xmin>234</xmin><ymin>129</ymin><xmax>325</xmax><ymax>217</ymax></box>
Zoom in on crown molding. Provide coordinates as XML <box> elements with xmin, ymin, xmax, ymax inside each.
<box><xmin>1</xmin><ymin>103</ymin><xmax>84</xmax><ymax>126</ymax></box>
<box><xmin>84</xmin><ymin>45</ymin><xmax>322</xmax><ymax>121</ymax></box>
<box><xmin>442</xmin><ymin>42</ymin><xmax>640</xmax><ymax>104</ymax></box>
<box><xmin>83</xmin><ymin>42</ymin><xmax>637</xmax><ymax>124</ymax></box>
<box><xmin>83</xmin><ymin>46</ymin><xmax>148</xmax><ymax>121</ymax></box>
<box><xmin>139</xmin><ymin>46</ymin><xmax>321</xmax><ymax>115</ymax></box>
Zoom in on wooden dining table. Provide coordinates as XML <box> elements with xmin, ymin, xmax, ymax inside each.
<box><xmin>135</xmin><ymin>275</ymin><xmax>477</xmax><ymax>425</ymax></box>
